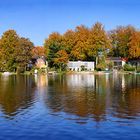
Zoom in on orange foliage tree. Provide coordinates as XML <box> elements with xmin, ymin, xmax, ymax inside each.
<box><xmin>44</xmin><ymin>22</ymin><xmax>140</xmax><ymax>69</ymax></box>
<box><xmin>87</xmin><ymin>22</ymin><xmax>111</xmax><ymax>60</ymax></box>
<box><xmin>70</xmin><ymin>25</ymin><xmax>89</xmax><ymax>60</ymax></box>
<box><xmin>129</xmin><ymin>31</ymin><xmax>140</xmax><ymax>58</ymax></box>
<box><xmin>62</xmin><ymin>30</ymin><xmax>76</xmax><ymax>56</ymax></box>
<box><xmin>109</xmin><ymin>26</ymin><xmax>135</xmax><ymax>57</ymax></box>
<box><xmin>31</xmin><ymin>46</ymin><xmax>45</xmax><ymax>58</ymax></box>
<box><xmin>54</xmin><ymin>50</ymin><xmax>69</xmax><ymax>71</ymax></box>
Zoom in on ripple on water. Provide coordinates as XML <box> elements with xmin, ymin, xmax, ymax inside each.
<box><xmin>0</xmin><ymin>74</ymin><xmax>140</xmax><ymax>140</ymax></box>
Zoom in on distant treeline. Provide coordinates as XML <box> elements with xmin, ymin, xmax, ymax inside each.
<box><xmin>0</xmin><ymin>22</ymin><xmax>140</xmax><ymax>72</ymax></box>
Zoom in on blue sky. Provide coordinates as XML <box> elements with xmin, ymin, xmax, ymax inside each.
<box><xmin>0</xmin><ymin>0</ymin><xmax>140</xmax><ymax>46</ymax></box>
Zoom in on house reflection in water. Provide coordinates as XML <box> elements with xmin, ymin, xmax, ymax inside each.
<box><xmin>44</xmin><ymin>74</ymin><xmax>108</xmax><ymax>122</ymax></box>
<box><xmin>34</xmin><ymin>74</ymin><xmax>48</xmax><ymax>88</ymax></box>
<box><xmin>34</xmin><ymin>75</ymin><xmax>48</xmax><ymax>100</ymax></box>
<box><xmin>67</xmin><ymin>74</ymin><xmax>95</xmax><ymax>88</ymax></box>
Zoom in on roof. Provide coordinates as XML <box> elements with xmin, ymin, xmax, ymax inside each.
<box><xmin>106</xmin><ymin>57</ymin><xmax>126</xmax><ymax>61</ymax></box>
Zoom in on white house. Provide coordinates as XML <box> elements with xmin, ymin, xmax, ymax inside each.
<box><xmin>67</xmin><ymin>61</ymin><xmax>95</xmax><ymax>71</ymax></box>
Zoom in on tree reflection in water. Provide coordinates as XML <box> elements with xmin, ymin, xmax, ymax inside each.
<box><xmin>44</xmin><ymin>74</ymin><xmax>140</xmax><ymax>123</ymax></box>
<box><xmin>0</xmin><ymin>75</ymin><xmax>36</xmax><ymax>119</ymax></box>
<box><xmin>0</xmin><ymin>73</ymin><xmax>140</xmax><ymax>124</ymax></box>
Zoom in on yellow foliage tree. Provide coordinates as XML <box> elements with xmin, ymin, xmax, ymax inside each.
<box><xmin>129</xmin><ymin>31</ymin><xmax>140</xmax><ymax>58</ymax></box>
<box><xmin>54</xmin><ymin>50</ymin><xmax>69</xmax><ymax>71</ymax></box>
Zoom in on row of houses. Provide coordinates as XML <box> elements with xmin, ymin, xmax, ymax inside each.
<box><xmin>32</xmin><ymin>57</ymin><xmax>129</xmax><ymax>72</ymax></box>
<box><xmin>68</xmin><ymin>57</ymin><xmax>127</xmax><ymax>71</ymax></box>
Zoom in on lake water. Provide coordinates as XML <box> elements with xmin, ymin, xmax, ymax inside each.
<box><xmin>0</xmin><ymin>73</ymin><xmax>140</xmax><ymax>140</ymax></box>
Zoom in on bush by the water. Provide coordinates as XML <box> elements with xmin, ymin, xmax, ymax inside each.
<box><xmin>123</xmin><ymin>64</ymin><xmax>135</xmax><ymax>71</ymax></box>
<box><xmin>96</xmin><ymin>63</ymin><xmax>107</xmax><ymax>71</ymax></box>
<box><xmin>136</xmin><ymin>65</ymin><xmax>140</xmax><ymax>73</ymax></box>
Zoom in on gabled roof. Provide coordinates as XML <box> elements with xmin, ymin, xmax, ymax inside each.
<box><xmin>106</xmin><ymin>57</ymin><xmax>126</xmax><ymax>61</ymax></box>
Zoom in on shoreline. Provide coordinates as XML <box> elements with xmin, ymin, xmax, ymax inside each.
<box><xmin>0</xmin><ymin>70</ymin><xmax>140</xmax><ymax>76</ymax></box>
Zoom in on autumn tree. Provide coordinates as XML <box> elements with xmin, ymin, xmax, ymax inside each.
<box><xmin>0</xmin><ymin>30</ymin><xmax>19</xmax><ymax>72</ymax></box>
<box><xmin>0</xmin><ymin>48</ymin><xmax>4</xmax><ymax>71</ymax></box>
<box><xmin>31</xmin><ymin>46</ymin><xmax>45</xmax><ymax>58</ymax></box>
<box><xmin>15</xmin><ymin>37</ymin><xmax>34</xmax><ymax>73</ymax></box>
<box><xmin>62</xmin><ymin>30</ymin><xmax>76</xmax><ymax>57</ymax></box>
<box><xmin>109</xmin><ymin>26</ymin><xmax>135</xmax><ymax>57</ymax></box>
<box><xmin>44</xmin><ymin>32</ymin><xmax>63</xmax><ymax>67</ymax></box>
<box><xmin>87</xmin><ymin>22</ymin><xmax>111</xmax><ymax>61</ymax></box>
<box><xmin>129</xmin><ymin>31</ymin><xmax>140</xmax><ymax>58</ymax></box>
<box><xmin>43</xmin><ymin>22</ymin><xmax>140</xmax><ymax>71</ymax></box>
<box><xmin>70</xmin><ymin>25</ymin><xmax>89</xmax><ymax>60</ymax></box>
<box><xmin>54</xmin><ymin>50</ymin><xmax>69</xmax><ymax>71</ymax></box>
<box><xmin>0</xmin><ymin>30</ymin><xmax>34</xmax><ymax>73</ymax></box>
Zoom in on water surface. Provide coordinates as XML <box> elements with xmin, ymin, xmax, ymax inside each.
<box><xmin>0</xmin><ymin>74</ymin><xmax>140</xmax><ymax>140</ymax></box>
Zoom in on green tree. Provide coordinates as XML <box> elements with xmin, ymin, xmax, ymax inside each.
<box><xmin>44</xmin><ymin>32</ymin><xmax>63</xmax><ymax>67</ymax></box>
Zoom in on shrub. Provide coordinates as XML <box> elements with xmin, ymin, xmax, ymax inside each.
<box><xmin>107</xmin><ymin>61</ymin><xmax>114</xmax><ymax>70</ymax></box>
<box><xmin>136</xmin><ymin>65</ymin><xmax>140</xmax><ymax>73</ymax></box>
<box><xmin>16</xmin><ymin>67</ymin><xmax>25</xmax><ymax>74</ymax></box>
<box><xmin>123</xmin><ymin>64</ymin><xmax>135</xmax><ymax>71</ymax></box>
<box><xmin>96</xmin><ymin>63</ymin><xmax>107</xmax><ymax>71</ymax></box>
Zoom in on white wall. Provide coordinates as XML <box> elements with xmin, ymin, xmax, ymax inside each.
<box><xmin>68</xmin><ymin>61</ymin><xmax>95</xmax><ymax>71</ymax></box>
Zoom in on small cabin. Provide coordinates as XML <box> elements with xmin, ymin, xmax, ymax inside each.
<box><xmin>36</xmin><ymin>58</ymin><xmax>48</xmax><ymax>69</ymax></box>
<box><xmin>106</xmin><ymin>57</ymin><xmax>126</xmax><ymax>69</ymax></box>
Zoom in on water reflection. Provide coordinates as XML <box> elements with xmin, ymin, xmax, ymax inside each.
<box><xmin>0</xmin><ymin>73</ymin><xmax>140</xmax><ymax>124</ymax></box>
<box><xmin>0</xmin><ymin>74</ymin><xmax>140</xmax><ymax>140</ymax></box>
<box><xmin>34</xmin><ymin>74</ymin><xmax>48</xmax><ymax>88</ymax></box>
<box><xmin>111</xmin><ymin>75</ymin><xmax>140</xmax><ymax>120</ymax></box>
<box><xmin>45</xmin><ymin>74</ymin><xmax>140</xmax><ymax>123</ymax></box>
<box><xmin>0</xmin><ymin>75</ymin><xmax>36</xmax><ymax>118</ymax></box>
